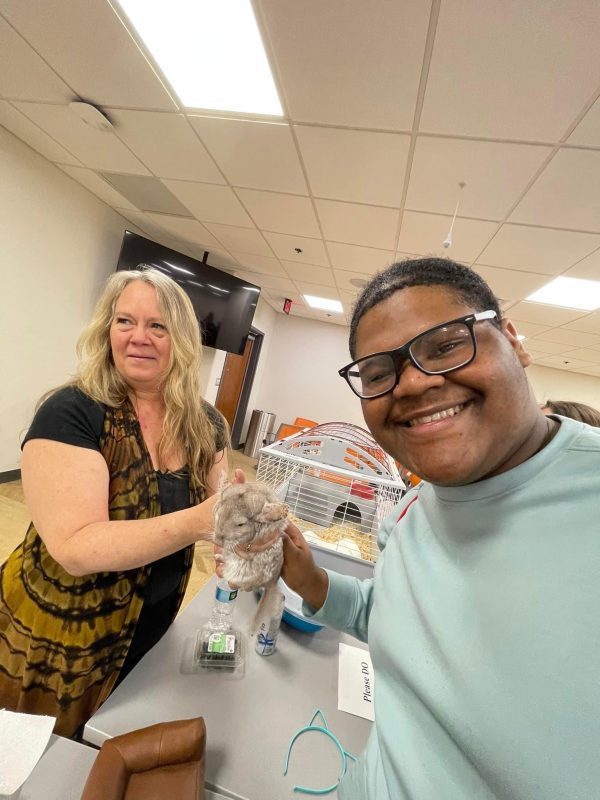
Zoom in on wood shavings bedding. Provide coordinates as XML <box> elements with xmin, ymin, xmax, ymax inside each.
<box><xmin>288</xmin><ymin>512</ymin><xmax>375</xmax><ymax>562</ymax></box>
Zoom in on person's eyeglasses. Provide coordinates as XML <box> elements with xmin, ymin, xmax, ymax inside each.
<box><xmin>339</xmin><ymin>310</ymin><xmax>498</xmax><ymax>399</ymax></box>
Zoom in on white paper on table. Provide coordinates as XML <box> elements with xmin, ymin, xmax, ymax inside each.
<box><xmin>0</xmin><ymin>709</ymin><xmax>56</xmax><ymax>794</ymax></box>
<box><xmin>337</xmin><ymin>642</ymin><xmax>375</xmax><ymax>721</ymax></box>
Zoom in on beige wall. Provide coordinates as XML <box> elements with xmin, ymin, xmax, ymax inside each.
<box><xmin>0</xmin><ymin>128</ymin><xmax>133</xmax><ymax>471</ymax></box>
<box><xmin>527</xmin><ymin>364</ymin><xmax>600</xmax><ymax>409</ymax></box>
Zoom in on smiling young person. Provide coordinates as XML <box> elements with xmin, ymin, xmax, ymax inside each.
<box><xmin>0</xmin><ymin>267</ymin><xmax>242</xmax><ymax>737</ymax></box>
<box><xmin>282</xmin><ymin>258</ymin><xmax>600</xmax><ymax>800</ymax></box>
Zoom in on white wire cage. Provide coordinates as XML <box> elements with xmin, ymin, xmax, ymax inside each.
<box><xmin>256</xmin><ymin>422</ymin><xmax>406</xmax><ymax>570</ymax></box>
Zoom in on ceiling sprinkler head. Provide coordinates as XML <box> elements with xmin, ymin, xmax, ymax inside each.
<box><xmin>442</xmin><ymin>237</ymin><xmax>452</xmax><ymax>248</ymax></box>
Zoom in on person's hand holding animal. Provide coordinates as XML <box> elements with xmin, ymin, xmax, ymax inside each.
<box><xmin>282</xmin><ymin>522</ymin><xmax>329</xmax><ymax>611</ymax></box>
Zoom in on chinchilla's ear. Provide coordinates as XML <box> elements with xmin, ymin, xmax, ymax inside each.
<box><xmin>257</xmin><ymin>502</ymin><xmax>288</xmax><ymax>523</ymax></box>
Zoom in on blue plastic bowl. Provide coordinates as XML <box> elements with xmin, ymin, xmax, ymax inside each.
<box><xmin>278</xmin><ymin>578</ymin><xmax>324</xmax><ymax>633</ymax></box>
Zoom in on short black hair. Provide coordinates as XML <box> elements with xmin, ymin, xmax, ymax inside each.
<box><xmin>349</xmin><ymin>257</ymin><xmax>502</xmax><ymax>358</ymax></box>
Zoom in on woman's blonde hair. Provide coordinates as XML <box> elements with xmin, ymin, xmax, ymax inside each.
<box><xmin>74</xmin><ymin>267</ymin><xmax>228</xmax><ymax>491</ymax></box>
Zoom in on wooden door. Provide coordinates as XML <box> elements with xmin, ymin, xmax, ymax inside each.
<box><xmin>215</xmin><ymin>334</ymin><xmax>254</xmax><ymax>431</ymax></box>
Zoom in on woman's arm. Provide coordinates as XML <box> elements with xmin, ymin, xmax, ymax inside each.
<box><xmin>21</xmin><ymin>440</ymin><xmax>237</xmax><ymax>577</ymax></box>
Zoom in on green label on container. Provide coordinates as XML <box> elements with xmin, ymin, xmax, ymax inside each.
<box><xmin>207</xmin><ymin>633</ymin><xmax>236</xmax><ymax>654</ymax></box>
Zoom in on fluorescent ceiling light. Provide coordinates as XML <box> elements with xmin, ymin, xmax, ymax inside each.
<box><xmin>517</xmin><ymin>334</ymin><xmax>526</xmax><ymax>341</ymax></box>
<box><xmin>526</xmin><ymin>276</ymin><xmax>600</xmax><ymax>311</ymax></box>
<box><xmin>304</xmin><ymin>295</ymin><xmax>344</xmax><ymax>313</ymax></box>
<box><xmin>117</xmin><ymin>0</ymin><xmax>283</xmax><ymax>115</ymax></box>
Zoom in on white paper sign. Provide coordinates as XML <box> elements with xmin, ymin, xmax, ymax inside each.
<box><xmin>0</xmin><ymin>709</ymin><xmax>55</xmax><ymax>794</ymax></box>
<box><xmin>337</xmin><ymin>642</ymin><xmax>375</xmax><ymax>721</ymax></box>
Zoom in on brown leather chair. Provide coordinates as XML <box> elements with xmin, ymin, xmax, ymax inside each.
<box><xmin>80</xmin><ymin>717</ymin><xmax>206</xmax><ymax>800</ymax></box>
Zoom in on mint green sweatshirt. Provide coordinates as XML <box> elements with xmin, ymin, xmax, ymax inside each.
<box><xmin>310</xmin><ymin>417</ymin><xmax>600</xmax><ymax>799</ymax></box>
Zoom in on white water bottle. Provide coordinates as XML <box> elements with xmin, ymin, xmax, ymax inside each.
<box><xmin>207</xmin><ymin>578</ymin><xmax>238</xmax><ymax>632</ymax></box>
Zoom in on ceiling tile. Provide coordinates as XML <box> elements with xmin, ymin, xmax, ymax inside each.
<box><xmin>407</xmin><ymin>137</ymin><xmax>551</xmax><ymax>220</ymax></box>
<box><xmin>101</xmin><ymin>174</ymin><xmax>191</xmax><ymax>215</ymax></box>
<box><xmin>315</xmin><ymin>199</ymin><xmax>399</xmax><ymax>250</ymax></box>
<box><xmin>189</xmin><ymin>116</ymin><xmax>307</xmax><ymax>194</ymax></box>
<box><xmin>240</xmin><ymin>272</ymin><xmax>296</xmax><ymax>293</ymax></box>
<box><xmin>295</xmin><ymin>125</ymin><xmax>408</xmax><ymax>207</ymax></box>
<box><xmin>0</xmin><ymin>15</ymin><xmax>72</xmax><ymax>103</ymax></box>
<box><xmin>567</xmin><ymin>97</ymin><xmax>600</xmax><ymax>146</ymax></box>
<box><xmin>523</xmin><ymin>338</ymin><xmax>577</xmax><ymax>355</ymax></box>
<box><xmin>533</xmin><ymin>328</ymin><xmax>600</xmax><ymax>348</ymax></box>
<box><xmin>114</xmin><ymin>208</ymin><xmax>180</xmax><ymax>243</ymax></box>
<box><xmin>0</xmin><ymin>0</ymin><xmax>176</xmax><ymax>110</ymax></box>
<box><xmin>573</xmin><ymin>364</ymin><xmax>600</xmax><ymax>377</ymax></box>
<box><xmin>143</xmin><ymin>213</ymin><xmax>224</xmax><ymax>251</ymax></box>
<box><xmin>563</xmin><ymin>248</ymin><xmax>600</xmax><ymax>281</ymax></box>
<box><xmin>0</xmin><ymin>100</ymin><xmax>82</xmax><ymax>165</ymax></box>
<box><xmin>420</xmin><ymin>0</ymin><xmax>600</xmax><ymax>140</ymax></box>
<box><xmin>294</xmin><ymin>282</ymin><xmax>342</xmax><ymax>300</ymax></box>
<box><xmin>536</xmin><ymin>355</ymin><xmax>595</xmax><ymax>370</ymax></box>
<box><xmin>235</xmin><ymin>189</ymin><xmax>320</xmax><ymax>237</ymax></box>
<box><xmin>477</xmin><ymin>224</ymin><xmax>600</xmax><ymax>274</ymax></box>
<box><xmin>397</xmin><ymin>211</ymin><xmax>498</xmax><ymax>262</ymax></box>
<box><xmin>162</xmin><ymin>180</ymin><xmax>254</xmax><ymax>227</ymax></box>
<box><xmin>263</xmin><ymin>232</ymin><xmax>329</xmax><ymax>267</ymax></box>
<box><xmin>562</xmin><ymin>311</ymin><xmax>600</xmax><ymax>335</ymax></box>
<box><xmin>508</xmin><ymin>301</ymin><xmax>588</xmax><ymax>326</ymax></box>
<box><xmin>472</xmin><ymin>264</ymin><xmax>550</xmax><ymax>300</ymax></box>
<box><xmin>58</xmin><ymin>165</ymin><xmax>137</xmax><ymax>209</ymax></box>
<box><xmin>230</xmin><ymin>253</ymin><xmax>286</xmax><ymax>277</ymax></box>
<box><xmin>203</xmin><ymin>224</ymin><xmax>273</xmax><ymax>257</ymax></box>
<box><xmin>13</xmin><ymin>102</ymin><xmax>150</xmax><ymax>173</ymax></box>
<box><xmin>334</xmin><ymin>269</ymin><xmax>372</xmax><ymax>293</ymax></box>
<box><xmin>326</xmin><ymin>241</ymin><xmax>394</xmax><ymax>273</ymax></box>
<box><xmin>280</xmin><ymin>261</ymin><xmax>335</xmax><ymax>286</ymax></box>
<box><xmin>559</xmin><ymin>348</ymin><xmax>600</xmax><ymax>364</ymax></box>
<box><xmin>258</xmin><ymin>0</ymin><xmax>430</xmax><ymax>128</ymax></box>
<box><xmin>107</xmin><ymin>110</ymin><xmax>225</xmax><ymax>183</ymax></box>
<box><xmin>262</xmin><ymin>287</ymin><xmax>307</xmax><ymax>306</ymax></box>
<box><xmin>510</xmin><ymin>149</ymin><xmax>600</xmax><ymax>232</ymax></box>
<box><xmin>506</xmin><ymin>320</ymin><xmax>550</xmax><ymax>338</ymax></box>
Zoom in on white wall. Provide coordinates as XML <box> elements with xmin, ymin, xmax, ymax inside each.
<box><xmin>526</xmin><ymin>364</ymin><xmax>600</xmax><ymax>408</ymax></box>
<box><xmin>0</xmin><ymin>127</ymin><xmax>133</xmax><ymax>471</ymax></box>
<box><xmin>248</xmin><ymin>313</ymin><xmax>366</xmax><ymax>436</ymax></box>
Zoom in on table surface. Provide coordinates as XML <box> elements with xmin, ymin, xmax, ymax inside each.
<box><xmin>10</xmin><ymin>735</ymin><xmax>97</xmax><ymax>800</ymax></box>
<box><xmin>84</xmin><ymin>577</ymin><xmax>371</xmax><ymax>800</ymax></box>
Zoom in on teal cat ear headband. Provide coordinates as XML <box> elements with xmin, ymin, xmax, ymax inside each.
<box><xmin>283</xmin><ymin>709</ymin><xmax>357</xmax><ymax>795</ymax></box>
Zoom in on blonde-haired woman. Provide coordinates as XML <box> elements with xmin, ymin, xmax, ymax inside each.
<box><xmin>0</xmin><ymin>267</ymin><xmax>241</xmax><ymax>737</ymax></box>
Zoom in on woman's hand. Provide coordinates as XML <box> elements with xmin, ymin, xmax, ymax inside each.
<box><xmin>281</xmin><ymin>522</ymin><xmax>329</xmax><ymax>611</ymax></box>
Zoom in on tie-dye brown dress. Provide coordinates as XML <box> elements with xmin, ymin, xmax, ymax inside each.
<box><xmin>0</xmin><ymin>391</ymin><xmax>220</xmax><ymax>737</ymax></box>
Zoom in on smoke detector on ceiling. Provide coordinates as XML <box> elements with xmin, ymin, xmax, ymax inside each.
<box><xmin>68</xmin><ymin>101</ymin><xmax>114</xmax><ymax>132</ymax></box>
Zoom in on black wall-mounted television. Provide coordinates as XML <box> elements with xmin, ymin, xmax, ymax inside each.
<box><xmin>116</xmin><ymin>230</ymin><xmax>260</xmax><ymax>356</ymax></box>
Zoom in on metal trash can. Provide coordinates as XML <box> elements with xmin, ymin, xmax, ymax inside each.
<box><xmin>243</xmin><ymin>410</ymin><xmax>277</xmax><ymax>459</ymax></box>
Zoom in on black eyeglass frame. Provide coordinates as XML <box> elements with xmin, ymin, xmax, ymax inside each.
<box><xmin>338</xmin><ymin>309</ymin><xmax>499</xmax><ymax>399</ymax></box>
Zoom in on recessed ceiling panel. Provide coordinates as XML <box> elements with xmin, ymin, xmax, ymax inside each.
<box><xmin>326</xmin><ymin>242</ymin><xmax>394</xmax><ymax>273</ymax></box>
<box><xmin>280</xmin><ymin>261</ymin><xmax>335</xmax><ymax>286</ymax></box>
<box><xmin>143</xmin><ymin>213</ymin><xmax>224</xmax><ymax>250</ymax></box>
<box><xmin>163</xmin><ymin>180</ymin><xmax>254</xmax><ymax>227</ymax></box>
<box><xmin>0</xmin><ymin>0</ymin><xmax>176</xmax><ymax>109</ymax></box>
<box><xmin>315</xmin><ymin>199</ymin><xmax>399</xmax><ymax>250</ymax></box>
<box><xmin>108</xmin><ymin>109</ymin><xmax>225</xmax><ymax>183</ymax></box>
<box><xmin>420</xmin><ymin>0</ymin><xmax>600</xmax><ymax>140</ymax></box>
<box><xmin>190</xmin><ymin>116</ymin><xmax>307</xmax><ymax>194</ymax></box>
<box><xmin>262</xmin><ymin>232</ymin><xmax>328</xmax><ymax>267</ymax></box>
<box><xmin>510</xmin><ymin>149</ymin><xmax>600</xmax><ymax>232</ymax></box>
<box><xmin>235</xmin><ymin>188</ymin><xmax>320</xmax><ymax>237</ymax></box>
<box><xmin>397</xmin><ymin>211</ymin><xmax>498</xmax><ymax>263</ymax></box>
<box><xmin>14</xmin><ymin>102</ymin><xmax>150</xmax><ymax>173</ymax></box>
<box><xmin>407</xmin><ymin>137</ymin><xmax>551</xmax><ymax>220</ymax></box>
<box><xmin>477</xmin><ymin>224</ymin><xmax>600</xmax><ymax>275</ymax></box>
<box><xmin>232</xmin><ymin>253</ymin><xmax>287</xmax><ymax>277</ymax></box>
<box><xmin>0</xmin><ymin>16</ymin><xmax>72</xmax><ymax>103</ymax></box>
<box><xmin>563</xmin><ymin>248</ymin><xmax>600</xmax><ymax>281</ymax></box>
<box><xmin>100</xmin><ymin>173</ymin><xmax>191</xmax><ymax>215</ymax></box>
<box><xmin>258</xmin><ymin>0</ymin><xmax>431</xmax><ymax>128</ymax></box>
<box><xmin>296</xmin><ymin>125</ymin><xmax>409</xmax><ymax>207</ymax></box>
<box><xmin>203</xmin><ymin>224</ymin><xmax>273</xmax><ymax>257</ymax></box>
<box><xmin>508</xmin><ymin>301</ymin><xmax>587</xmax><ymax>326</ymax></box>
<box><xmin>0</xmin><ymin>101</ymin><xmax>81</xmax><ymax>165</ymax></box>
<box><xmin>59</xmin><ymin>165</ymin><xmax>137</xmax><ymax>209</ymax></box>
<box><xmin>567</xmin><ymin>98</ymin><xmax>600</xmax><ymax>146</ymax></box>
<box><xmin>473</xmin><ymin>264</ymin><xmax>550</xmax><ymax>301</ymax></box>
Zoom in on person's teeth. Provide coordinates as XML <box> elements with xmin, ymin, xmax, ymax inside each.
<box><xmin>409</xmin><ymin>403</ymin><xmax>464</xmax><ymax>426</ymax></box>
